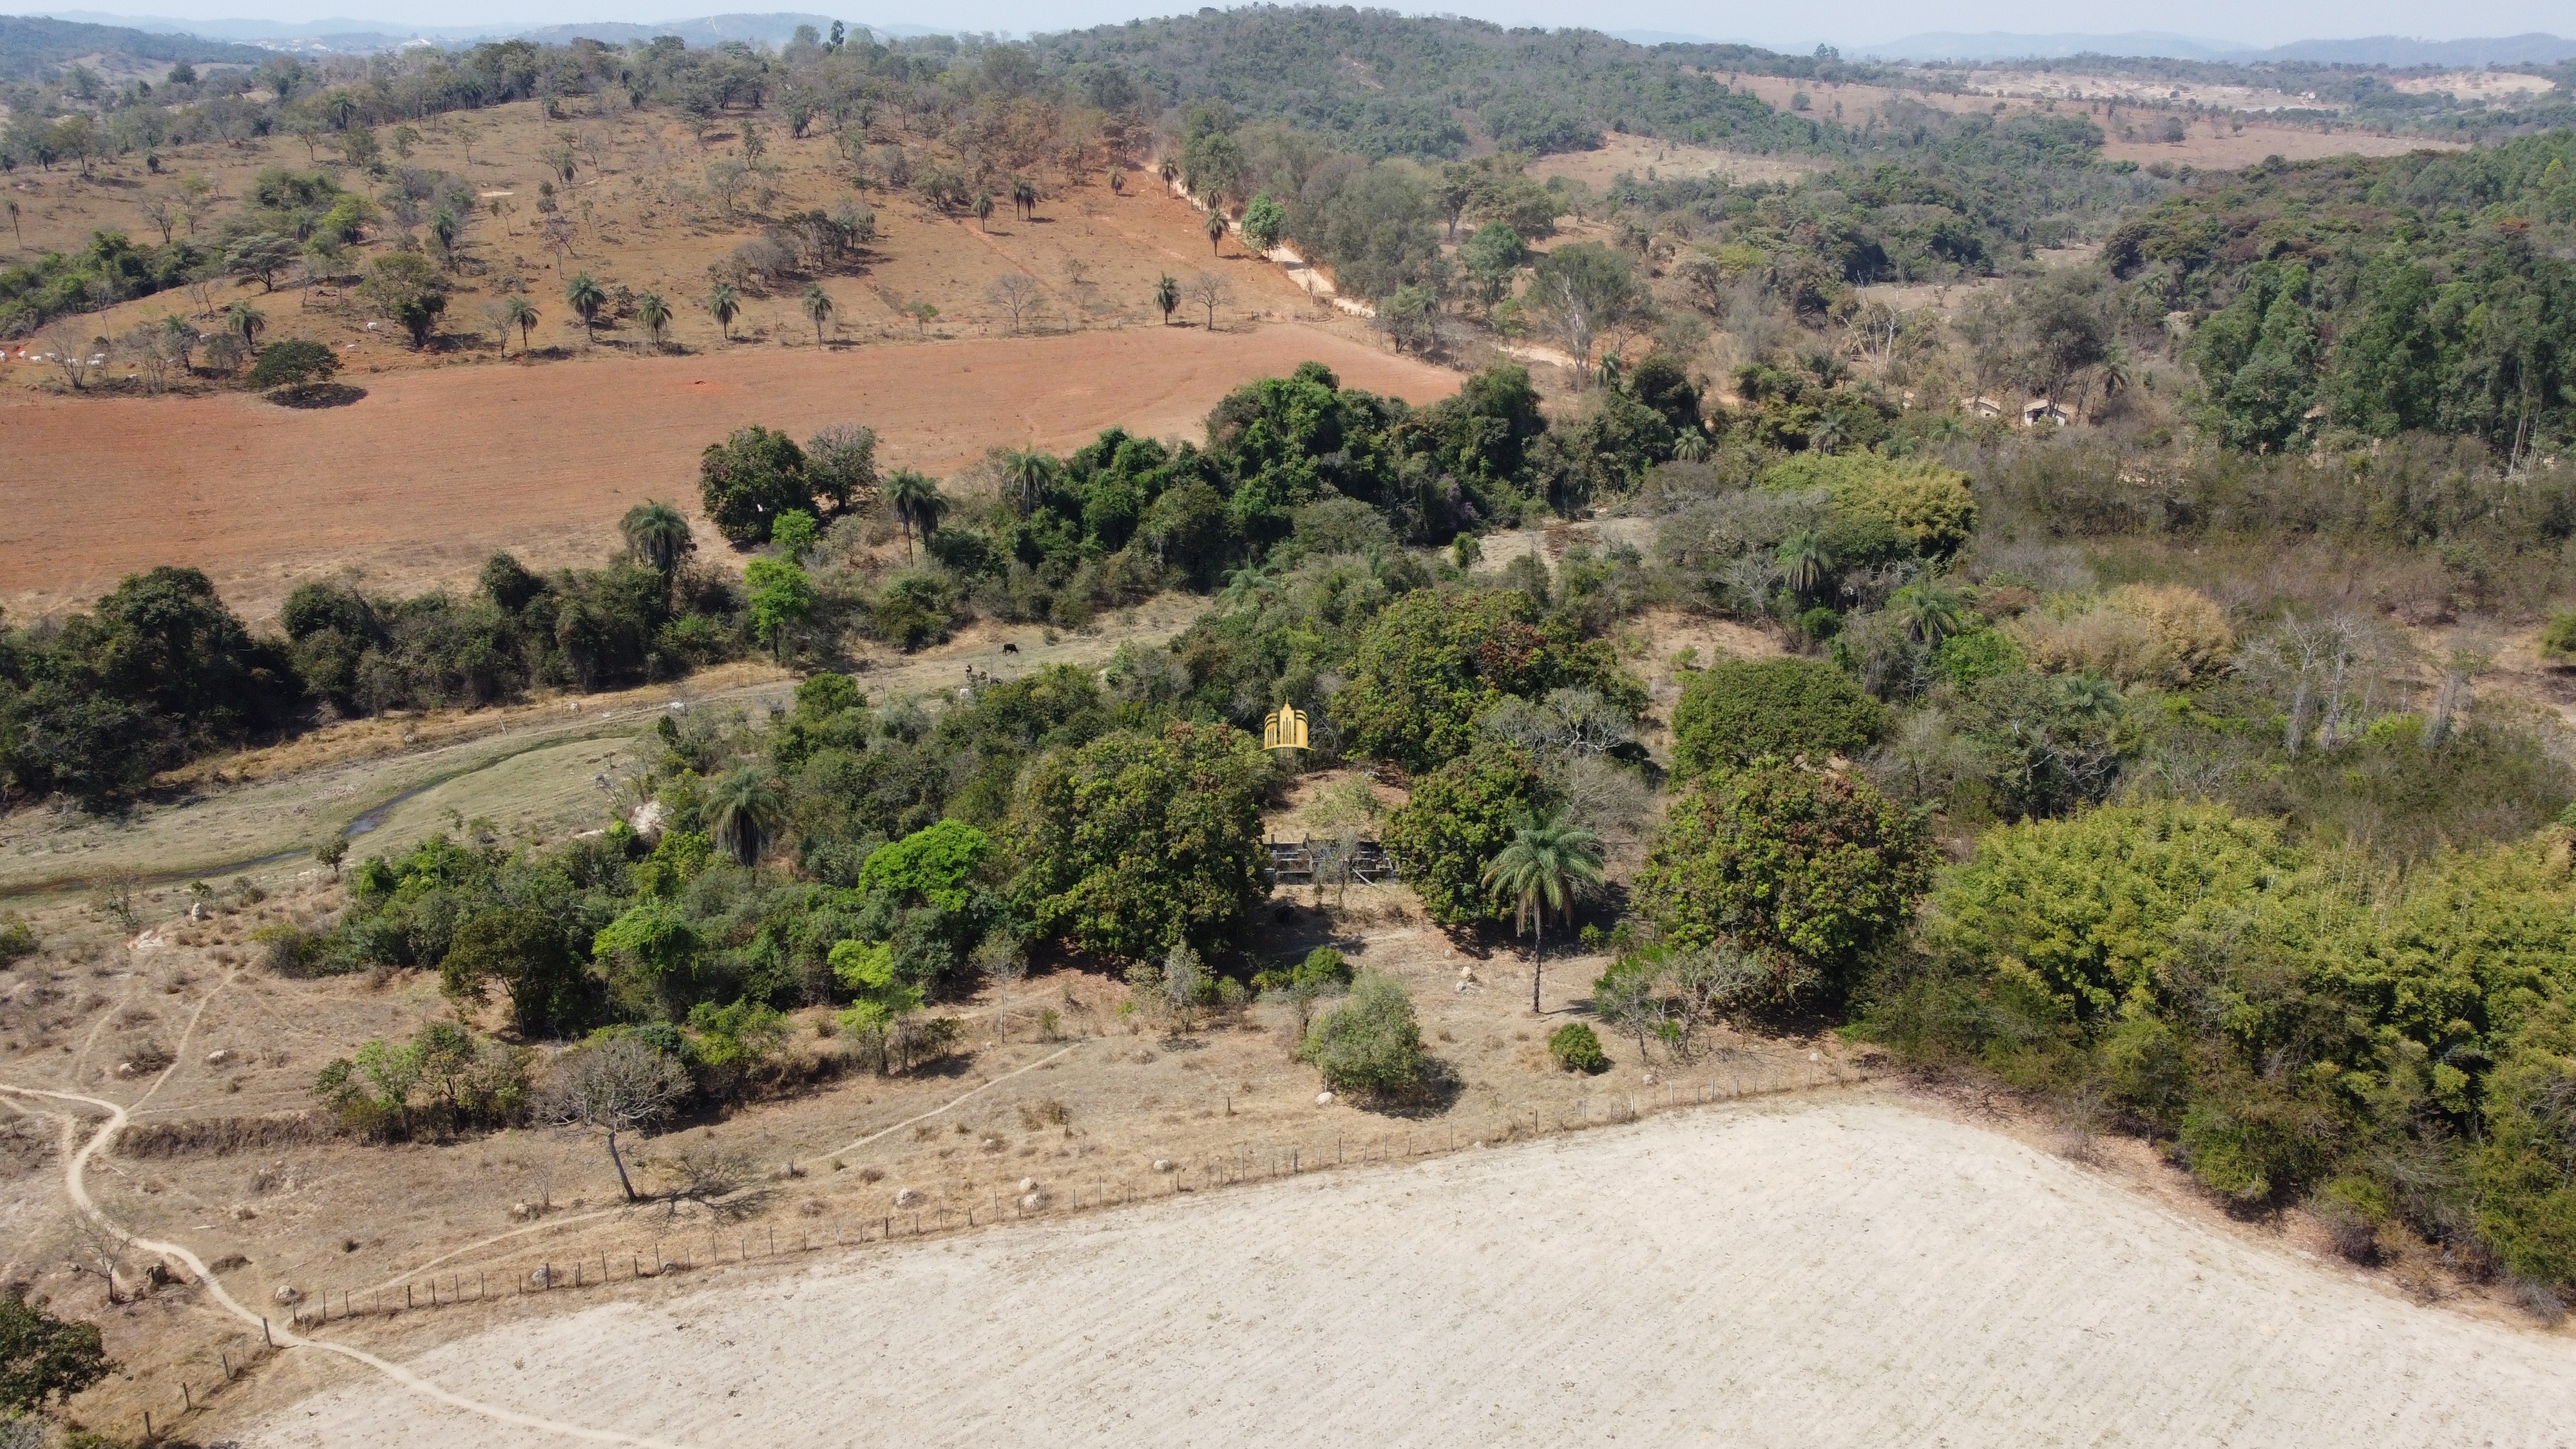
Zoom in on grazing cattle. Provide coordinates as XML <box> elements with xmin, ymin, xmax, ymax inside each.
<box><xmin>1002</xmin><ymin>642</ymin><xmax>1020</xmax><ymax>654</ymax></box>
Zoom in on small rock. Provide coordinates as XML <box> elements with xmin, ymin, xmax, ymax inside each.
<box><xmin>229</xmin><ymin>1204</ymin><xmax>256</xmax><ymax>1221</ymax></box>
<box><xmin>1019</xmin><ymin>1191</ymin><xmax>1044</xmax><ymax>1210</ymax></box>
<box><xmin>894</xmin><ymin>1187</ymin><xmax>923</xmax><ymax>1208</ymax></box>
<box><xmin>527</xmin><ymin>1266</ymin><xmax>553</xmax><ymax>1288</ymax></box>
<box><xmin>205</xmin><ymin>1048</ymin><xmax>233</xmax><ymax>1066</ymax></box>
<box><xmin>113</xmin><ymin>1062</ymin><xmax>138</xmax><ymax>1079</ymax></box>
<box><xmin>508</xmin><ymin>1201</ymin><xmax>532</xmax><ymax>1219</ymax></box>
<box><xmin>1018</xmin><ymin>1177</ymin><xmax>1038</xmax><ymax>1193</ymax></box>
<box><xmin>272</xmin><ymin>1285</ymin><xmax>300</xmax><ymax>1304</ymax></box>
<box><xmin>1642</xmin><ymin>1072</ymin><xmax>1657</xmax><ymax>1086</ymax></box>
<box><xmin>1314</xmin><ymin>1091</ymin><xmax>1335</xmax><ymax>1106</ymax></box>
<box><xmin>1807</xmin><ymin>1050</ymin><xmax>1820</xmax><ymax>1062</ymax></box>
<box><xmin>1152</xmin><ymin>1158</ymin><xmax>1175</xmax><ymax>1173</ymax></box>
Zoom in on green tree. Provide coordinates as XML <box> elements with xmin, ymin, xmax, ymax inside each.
<box><xmin>1000</xmin><ymin>446</ymin><xmax>1058</xmax><ymax>516</ymax></box>
<box><xmin>1205</xmin><ymin>209</ymin><xmax>1228</xmax><ymax>255</ymax></box>
<box><xmin>0</xmin><ymin>1295</ymin><xmax>111</xmax><ymax>1413</ymax></box>
<box><xmin>705</xmin><ymin>765</ymin><xmax>785</xmax><ymax>866</ymax></box>
<box><xmin>1330</xmin><ymin>587</ymin><xmax>1638</xmax><ymax>773</ymax></box>
<box><xmin>566</xmin><ymin>272</ymin><xmax>606</xmax><ymax>341</ymax></box>
<box><xmin>245</xmin><ymin>337</ymin><xmax>338</xmax><ymax>389</ymax></box>
<box><xmin>1154</xmin><ymin>272</ymin><xmax>1180</xmax><ymax>325</ymax></box>
<box><xmin>634</xmin><ymin>290</ymin><xmax>671</xmax><ymax>350</ymax></box>
<box><xmin>1008</xmin><ymin>720</ymin><xmax>1270</xmax><ymax>960</ymax></box>
<box><xmin>1531</xmin><ymin>241</ymin><xmax>1646</xmax><ymax>383</ymax></box>
<box><xmin>619</xmin><ymin>499</ymin><xmax>694</xmax><ymax>579</ymax></box>
<box><xmin>883</xmin><ymin>468</ymin><xmax>944</xmax><ymax>560</ymax></box>
<box><xmin>801</xmin><ymin>281</ymin><xmax>834</xmax><ymax>345</ymax></box>
<box><xmin>359</xmin><ymin>249</ymin><xmax>448</xmax><ymax>348</ymax></box>
<box><xmin>1300</xmin><ymin>969</ymin><xmax>1429</xmax><ymax>1096</ymax></box>
<box><xmin>502</xmin><ymin>294</ymin><xmax>538</xmax><ymax>353</ymax></box>
<box><xmin>1384</xmin><ymin>742</ymin><xmax>1553</xmax><ymax>928</ymax></box>
<box><xmin>696</xmin><ymin>424</ymin><xmax>810</xmax><ymax>545</ymax></box>
<box><xmin>1482</xmin><ymin>806</ymin><xmax>1605</xmax><ymax>1013</ymax></box>
<box><xmin>2189</xmin><ymin>260</ymin><xmax>2320</xmax><ymax>453</ymax></box>
<box><xmin>1636</xmin><ymin>762</ymin><xmax>1934</xmax><ymax>1008</ymax></box>
<box><xmin>439</xmin><ymin>907</ymin><xmax>586</xmax><ymax>1036</ymax></box>
<box><xmin>1461</xmin><ymin>221</ymin><xmax>1527</xmax><ymax>310</ymax></box>
<box><xmin>1670</xmin><ymin>658</ymin><xmax>1889</xmax><ymax>777</ymax></box>
<box><xmin>973</xmin><ymin>189</ymin><xmax>995</xmax><ymax>229</ymax></box>
<box><xmin>224</xmin><ymin>299</ymin><xmax>265</xmax><ymax>350</ymax></box>
<box><xmin>856</xmin><ymin>819</ymin><xmax>993</xmax><ymax>911</ymax></box>
<box><xmin>744</xmin><ymin>556</ymin><xmax>815</xmax><ymax>659</ymax></box>
<box><xmin>707</xmin><ymin>281</ymin><xmax>741</xmax><ymax>340</ymax></box>
<box><xmin>1241</xmin><ymin>192</ymin><xmax>1286</xmax><ymax>251</ymax></box>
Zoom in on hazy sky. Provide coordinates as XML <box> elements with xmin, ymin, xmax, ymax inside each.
<box><xmin>34</xmin><ymin>0</ymin><xmax>2576</xmax><ymax>48</ymax></box>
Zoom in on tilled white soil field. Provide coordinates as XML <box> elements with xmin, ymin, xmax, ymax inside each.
<box><xmin>249</xmin><ymin>1095</ymin><xmax>2576</xmax><ymax>1448</ymax></box>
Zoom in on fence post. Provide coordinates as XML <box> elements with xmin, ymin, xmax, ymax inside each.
<box><xmin>262</xmin><ymin>1317</ymin><xmax>272</xmax><ymax>1346</ymax></box>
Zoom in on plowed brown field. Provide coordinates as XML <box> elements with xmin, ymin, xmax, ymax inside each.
<box><xmin>0</xmin><ymin>324</ymin><xmax>1456</xmax><ymax>623</ymax></box>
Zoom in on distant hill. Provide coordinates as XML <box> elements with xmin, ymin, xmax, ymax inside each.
<box><xmin>24</xmin><ymin>10</ymin><xmax>946</xmax><ymax>53</ymax></box>
<box><xmin>0</xmin><ymin>13</ymin><xmax>269</xmax><ymax>77</ymax></box>
<box><xmin>1862</xmin><ymin>28</ymin><xmax>2576</xmax><ymax>66</ymax></box>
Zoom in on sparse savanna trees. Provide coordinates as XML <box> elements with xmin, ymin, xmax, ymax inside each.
<box><xmin>884</xmin><ymin>468</ymin><xmax>944</xmax><ymax>559</ymax></box>
<box><xmin>1154</xmin><ymin>273</ymin><xmax>1179</xmax><ymax>326</ymax></box>
<box><xmin>635</xmin><ymin>291</ymin><xmax>671</xmax><ymax>351</ymax></box>
<box><xmin>566</xmin><ymin>273</ymin><xmax>606</xmax><ymax>341</ymax></box>
<box><xmin>707</xmin><ymin>283</ymin><xmax>740</xmax><ymax>341</ymax></box>
<box><xmin>503</xmin><ymin>294</ymin><xmax>538</xmax><ymax>354</ymax></box>
<box><xmin>802</xmin><ymin>282</ymin><xmax>834</xmax><ymax>345</ymax></box>
<box><xmin>1482</xmin><ymin>807</ymin><xmax>1606</xmax><ymax>1014</ymax></box>
<box><xmin>1206</xmin><ymin>210</ymin><xmax>1228</xmax><ymax>255</ymax></box>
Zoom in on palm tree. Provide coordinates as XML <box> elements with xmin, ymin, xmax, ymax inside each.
<box><xmin>1481</xmin><ymin>808</ymin><xmax>1606</xmax><ymax>1015</ymax></box>
<box><xmin>1205</xmin><ymin>210</ymin><xmax>1227</xmax><ymax>255</ymax></box>
<box><xmin>1011</xmin><ymin>177</ymin><xmax>1037</xmax><ymax>219</ymax></box>
<box><xmin>1776</xmin><ymin>531</ymin><xmax>1831</xmax><ymax>605</ymax></box>
<box><xmin>1889</xmin><ymin>582</ymin><xmax>1967</xmax><ymax>647</ymax></box>
<box><xmin>973</xmin><ymin>190</ymin><xmax>995</xmax><ymax>230</ymax></box>
<box><xmin>566</xmin><ymin>272</ymin><xmax>606</xmax><ymax>341</ymax></box>
<box><xmin>706</xmin><ymin>766</ymin><xmax>784</xmax><ymax>867</ymax></box>
<box><xmin>619</xmin><ymin>499</ymin><xmax>693</xmax><ymax>579</ymax></box>
<box><xmin>225</xmin><ymin>299</ymin><xmax>264</xmax><ymax>351</ymax></box>
<box><xmin>634</xmin><ymin>291</ymin><xmax>671</xmax><ymax>351</ymax></box>
<box><xmin>707</xmin><ymin>282</ymin><xmax>740</xmax><ymax>341</ymax></box>
<box><xmin>883</xmin><ymin>468</ymin><xmax>945</xmax><ymax>560</ymax></box>
<box><xmin>2057</xmin><ymin>673</ymin><xmax>2123</xmax><ymax>719</ymax></box>
<box><xmin>801</xmin><ymin>281</ymin><xmax>834</xmax><ymax>345</ymax></box>
<box><xmin>1001</xmin><ymin>447</ymin><xmax>1057</xmax><ymax>516</ymax></box>
<box><xmin>1809</xmin><ymin>411</ymin><xmax>1849</xmax><ymax>455</ymax></box>
<box><xmin>502</xmin><ymin>294</ymin><xmax>539</xmax><ymax>354</ymax></box>
<box><xmin>1154</xmin><ymin>273</ymin><xmax>1179</xmax><ymax>326</ymax></box>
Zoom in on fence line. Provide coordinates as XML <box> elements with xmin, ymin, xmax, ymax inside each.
<box><xmin>274</xmin><ymin>1055</ymin><xmax>1873</xmax><ymax>1346</ymax></box>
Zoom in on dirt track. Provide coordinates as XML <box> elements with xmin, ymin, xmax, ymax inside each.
<box><xmin>0</xmin><ymin>325</ymin><xmax>1456</xmax><ymax>623</ymax></box>
<box><xmin>245</xmin><ymin>1095</ymin><xmax>2576</xmax><ymax>1448</ymax></box>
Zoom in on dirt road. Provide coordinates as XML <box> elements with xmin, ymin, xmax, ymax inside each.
<box><xmin>245</xmin><ymin>1095</ymin><xmax>2576</xmax><ymax>1448</ymax></box>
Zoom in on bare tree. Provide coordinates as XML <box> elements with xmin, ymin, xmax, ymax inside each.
<box><xmin>66</xmin><ymin>1211</ymin><xmax>126</xmax><ymax>1304</ymax></box>
<box><xmin>537</xmin><ymin>1037</ymin><xmax>691</xmax><ymax>1202</ymax></box>
<box><xmin>976</xmin><ymin>936</ymin><xmax>1029</xmax><ymax>1040</ymax></box>
<box><xmin>986</xmin><ymin>272</ymin><xmax>1042</xmax><ymax>335</ymax></box>
<box><xmin>35</xmin><ymin>323</ymin><xmax>100</xmax><ymax>391</ymax></box>
<box><xmin>1186</xmin><ymin>271</ymin><xmax>1232</xmax><ymax>332</ymax></box>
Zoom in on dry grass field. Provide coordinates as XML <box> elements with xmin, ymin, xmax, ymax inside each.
<box><xmin>1722</xmin><ymin>74</ymin><xmax>2457</xmax><ymax>168</ymax></box>
<box><xmin>0</xmin><ymin>325</ymin><xmax>1456</xmax><ymax>624</ymax></box>
<box><xmin>227</xmin><ymin>1094</ymin><xmax>2576</xmax><ymax>1449</ymax></box>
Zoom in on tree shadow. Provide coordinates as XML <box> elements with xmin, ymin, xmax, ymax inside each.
<box><xmin>267</xmin><ymin>382</ymin><xmax>366</xmax><ymax>408</ymax></box>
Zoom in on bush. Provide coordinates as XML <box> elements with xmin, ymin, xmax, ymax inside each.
<box><xmin>1669</xmin><ymin>657</ymin><xmax>1888</xmax><ymax>777</ymax></box>
<box><xmin>245</xmin><ymin>337</ymin><xmax>339</xmax><ymax>389</ymax></box>
<box><xmin>0</xmin><ymin>913</ymin><xmax>34</xmax><ymax>965</ymax></box>
<box><xmin>1636</xmin><ymin>762</ymin><xmax>1934</xmax><ymax>1005</ymax></box>
<box><xmin>697</xmin><ymin>425</ymin><xmax>811</xmax><ymax>545</ymax></box>
<box><xmin>1547</xmin><ymin>1021</ymin><xmax>1608</xmax><ymax>1073</ymax></box>
<box><xmin>0</xmin><ymin>1295</ymin><xmax>111</xmax><ymax>1413</ymax></box>
<box><xmin>2545</xmin><ymin>612</ymin><xmax>2576</xmax><ymax>663</ymax></box>
<box><xmin>1301</xmin><ymin>969</ymin><xmax>1430</xmax><ymax>1095</ymax></box>
<box><xmin>1760</xmin><ymin>453</ymin><xmax>1977</xmax><ymax>560</ymax></box>
<box><xmin>2008</xmin><ymin>584</ymin><xmax>2234</xmax><ymax>688</ymax></box>
<box><xmin>1329</xmin><ymin>587</ymin><xmax>1640</xmax><ymax>772</ymax></box>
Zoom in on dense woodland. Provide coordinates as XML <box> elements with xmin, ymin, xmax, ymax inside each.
<box><xmin>6</xmin><ymin>12</ymin><xmax>2576</xmax><ymax>1320</ymax></box>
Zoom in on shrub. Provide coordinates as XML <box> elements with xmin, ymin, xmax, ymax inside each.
<box><xmin>1760</xmin><ymin>453</ymin><xmax>1977</xmax><ymax>560</ymax></box>
<box><xmin>1547</xmin><ymin>1021</ymin><xmax>1608</xmax><ymax>1073</ymax></box>
<box><xmin>1329</xmin><ymin>587</ymin><xmax>1640</xmax><ymax>772</ymax></box>
<box><xmin>2009</xmin><ymin>583</ymin><xmax>2234</xmax><ymax>688</ymax></box>
<box><xmin>698</xmin><ymin>425</ymin><xmax>811</xmax><ymax>544</ymax></box>
<box><xmin>245</xmin><ymin>337</ymin><xmax>339</xmax><ymax>389</ymax></box>
<box><xmin>2545</xmin><ymin>612</ymin><xmax>2576</xmax><ymax>663</ymax></box>
<box><xmin>0</xmin><ymin>1295</ymin><xmax>111</xmax><ymax>1413</ymax></box>
<box><xmin>1636</xmin><ymin>762</ymin><xmax>1934</xmax><ymax>1005</ymax></box>
<box><xmin>1669</xmin><ymin>658</ymin><xmax>1888</xmax><ymax>777</ymax></box>
<box><xmin>0</xmin><ymin>913</ymin><xmax>34</xmax><ymax>965</ymax></box>
<box><xmin>1301</xmin><ymin>969</ymin><xmax>1429</xmax><ymax>1095</ymax></box>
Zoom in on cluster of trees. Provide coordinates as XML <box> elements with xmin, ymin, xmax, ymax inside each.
<box><xmin>1</xmin><ymin>507</ymin><xmax>745</xmax><ymax>808</ymax></box>
<box><xmin>2106</xmin><ymin>135</ymin><xmax>2576</xmax><ymax>458</ymax></box>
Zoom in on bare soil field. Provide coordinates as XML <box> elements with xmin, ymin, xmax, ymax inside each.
<box><xmin>236</xmin><ymin>1094</ymin><xmax>2576</xmax><ymax>1449</ymax></box>
<box><xmin>0</xmin><ymin>324</ymin><xmax>1456</xmax><ymax>623</ymax></box>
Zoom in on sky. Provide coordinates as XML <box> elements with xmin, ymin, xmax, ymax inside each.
<box><xmin>27</xmin><ymin>0</ymin><xmax>2576</xmax><ymax>48</ymax></box>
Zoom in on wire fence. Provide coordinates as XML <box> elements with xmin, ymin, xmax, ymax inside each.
<box><xmin>135</xmin><ymin>1053</ymin><xmax>1871</xmax><ymax>1442</ymax></box>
